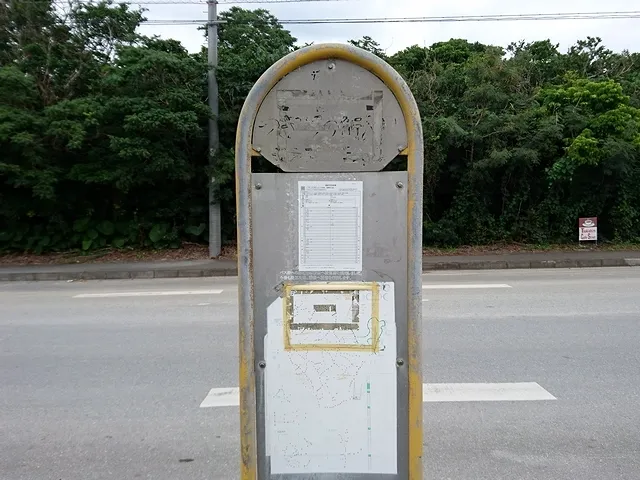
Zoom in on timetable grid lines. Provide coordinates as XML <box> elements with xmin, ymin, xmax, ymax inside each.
<box><xmin>298</xmin><ymin>181</ymin><xmax>363</xmax><ymax>272</ymax></box>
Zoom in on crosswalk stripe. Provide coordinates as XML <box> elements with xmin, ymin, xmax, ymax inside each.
<box><xmin>423</xmin><ymin>382</ymin><xmax>556</xmax><ymax>402</ymax></box>
<box><xmin>199</xmin><ymin>382</ymin><xmax>555</xmax><ymax>408</ymax></box>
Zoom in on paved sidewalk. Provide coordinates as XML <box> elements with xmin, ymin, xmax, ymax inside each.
<box><xmin>422</xmin><ymin>250</ymin><xmax>640</xmax><ymax>271</ymax></box>
<box><xmin>1</xmin><ymin>250</ymin><xmax>640</xmax><ymax>282</ymax></box>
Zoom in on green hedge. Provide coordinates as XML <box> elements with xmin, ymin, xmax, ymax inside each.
<box><xmin>1</xmin><ymin>2</ymin><xmax>639</xmax><ymax>252</ymax></box>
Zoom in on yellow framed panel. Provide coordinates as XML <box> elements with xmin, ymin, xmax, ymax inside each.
<box><xmin>282</xmin><ymin>282</ymin><xmax>380</xmax><ymax>352</ymax></box>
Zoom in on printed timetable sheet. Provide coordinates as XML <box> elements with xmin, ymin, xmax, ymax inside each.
<box><xmin>298</xmin><ymin>181</ymin><xmax>363</xmax><ymax>272</ymax></box>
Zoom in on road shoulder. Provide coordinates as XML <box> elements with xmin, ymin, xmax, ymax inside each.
<box><xmin>1</xmin><ymin>250</ymin><xmax>640</xmax><ymax>282</ymax></box>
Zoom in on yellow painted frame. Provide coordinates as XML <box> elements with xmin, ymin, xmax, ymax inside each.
<box><xmin>236</xmin><ymin>42</ymin><xmax>424</xmax><ymax>480</ymax></box>
<box><xmin>282</xmin><ymin>282</ymin><xmax>380</xmax><ymax>352</ymax></box>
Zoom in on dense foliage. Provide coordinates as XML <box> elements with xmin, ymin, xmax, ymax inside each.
<box><xmin>387</xmin><ymin>38</ymin><xmax>640</xmax><ymax>245</ymax></box>
<box><xmin>1</xmin><ymin>1</ymin><xmax>639</xmax><ymax>253</ymax></box>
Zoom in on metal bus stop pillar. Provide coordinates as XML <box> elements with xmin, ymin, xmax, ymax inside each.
<box><xmin>235</xmin><ymin>43</ymin><xmax>424</xmax><ymax>480</ymax></box>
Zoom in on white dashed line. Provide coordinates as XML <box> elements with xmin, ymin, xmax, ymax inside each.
<box><xmin>73</xmin><ymin>289</ymin><xmax>223</xmax><ymax>298</ymax></box>
<box><xmin>422</xmin><ymin>284</ymin><xmax>512</xmax><ymax>290</ymax></box>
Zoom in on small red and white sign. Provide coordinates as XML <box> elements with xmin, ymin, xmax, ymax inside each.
<box><xmin>578</xmin><ymin>217</ymin><xmax>598</xmax><ymax>241</ymax></box>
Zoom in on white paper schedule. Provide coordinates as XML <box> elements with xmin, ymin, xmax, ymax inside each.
<box><xmin>298</xmin><ymin>181</ymin><xmax>363</xmax><ymax>272</ymax></box>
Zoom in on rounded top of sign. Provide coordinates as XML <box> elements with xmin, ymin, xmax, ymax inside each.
<box><xmin>247</xmin><ymin>43</ymin><xmax>421</xmax><ymax>173</ymax></box>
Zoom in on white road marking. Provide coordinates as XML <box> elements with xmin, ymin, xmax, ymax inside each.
<box><xmin>423</xmin><ymin>382</ymin><xmax>556</xmax><ymax>402</ymax></box>
<box><xmin>422</xmin><ymin>284</ymin><xmax>512</xmax><ymax>290</ymax></box>
<box><xmin>73</xmin><ymin>289</ymin><xmax>223</xmax><ymax>298</ymax></box>
<box><xmin>200</xmin><ymin>388</ymin><xmax>239</xmax><ymax>407</ymax></box>
<box><xmin>200</xmin><ymin>382</ymin><xmax>555</xmax><ymax>408</ymax></box>
<box><xmin>71</xmin><ymin>284</ymin><xmax>510</xmax><ymax>298</ymax></box>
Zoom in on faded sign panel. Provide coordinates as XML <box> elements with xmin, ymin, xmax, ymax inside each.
<box><xmin>283</xmin><ymin>284</ymin><xmax>378</xmax><ymax>352</ymax></box>
<box><xmin>275</xmin><ymin>89</ymin><xmax>383</xmax><ymax>170</ymax></box>
<box><xmin>264</xmin><ymin>282</ymin><xmax>398</xmax><ymax>475</ymax></box>
<box><xmin>252</xmin><ymin>59</ymin><xmax>408</xmax><ymax>172</ymax></box>
<box><xmin>251</xmin><ymin>171</ymin><xmax>410</xmax><ymax>479</ymax></box>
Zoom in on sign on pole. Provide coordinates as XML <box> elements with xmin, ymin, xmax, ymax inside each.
<box><xmin>235</xmin><ymin>43</ymin><xmax>424</xmax><ymax>480</ymax></box>
<box><xmin>579</xmin><ymin>217</ymin><xmax>598</xmax><ymax>242</ymax></box>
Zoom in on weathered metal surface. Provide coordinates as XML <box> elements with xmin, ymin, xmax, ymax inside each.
<box><xmin>251</xmin><ymin>171</ymin><xmax>408</xmax><ymax>479</ymax></box>
<box><xmin>235</xmin><ymin>42</ymin><xmax>424</xmax><ymax>480</ymax></box>
<box><xmin>252</xmin><ymin>59</ymin><xmax>407</xmax><ymax>172</ymax></box>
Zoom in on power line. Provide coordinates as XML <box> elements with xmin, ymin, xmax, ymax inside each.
<box><xmin>29</xmin><ymin>2</ymin><xmax>640</xmax><ymax>23</ymax></box>
<box><xmin>48</xmin><ymin>0</ymin><xmax>354</xmax><ymax>5</ymax></box>
<box><xmin>218</xmin><ymin>0</ymin><xmax>355</xmax><ymax>3</ymax></box>
<box><xmin>127</xmin><ymin>11</ymin><xmax>640</xmax><ymax>26</ymax></box>
<box><xmin>279</xmin><ymin>11</ymin><xmax>640</xmax><ymax>24</ymax></box>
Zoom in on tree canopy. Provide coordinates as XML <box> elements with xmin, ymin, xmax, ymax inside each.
<box><xmin>1</xmin><ymin>1</ymin><xmax>639</xmax><ymax>253</ymax></box>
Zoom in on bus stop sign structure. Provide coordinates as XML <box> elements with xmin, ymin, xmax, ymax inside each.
<box><xmin>235</xmin><ymin>43</ymin><xmax>424</xmax><ymax>480</ymax></box>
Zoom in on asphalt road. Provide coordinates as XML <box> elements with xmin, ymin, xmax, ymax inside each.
<box><xmin>2</xmin><ymin>268</ymin><xmax>640</xmax><ymax>480</ymax></box>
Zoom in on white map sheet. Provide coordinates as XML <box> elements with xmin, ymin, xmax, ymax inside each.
<box><xmin>264</xmin><ymin>282</ymin><xmax>397</xmax><ymax>475</ymax></box>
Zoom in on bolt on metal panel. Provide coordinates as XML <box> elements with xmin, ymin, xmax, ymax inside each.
<box><xmin>235</xmin><ymin>43</ymin><xmax>424</xmax><ymax>480</ymax></box>
<box><xmin>252</xmin><ymin>59</ymin><xmax>408</xmax><ymax>172</ymax></box>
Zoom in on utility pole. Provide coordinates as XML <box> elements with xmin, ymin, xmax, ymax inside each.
<box><xmin>207</xmin><ymin>0</ymin><xmax>221</xmax><ymax>258</ymax></box>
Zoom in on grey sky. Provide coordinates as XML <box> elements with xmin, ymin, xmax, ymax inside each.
<box><xmin>136</xmin><ymin>0</ymin><xmax>640</xmax><ymax>54</ymax></box>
